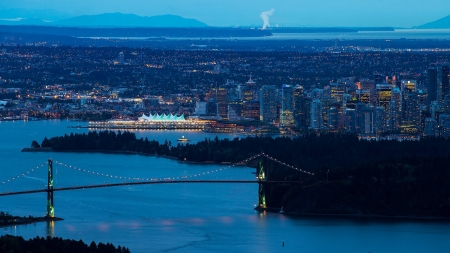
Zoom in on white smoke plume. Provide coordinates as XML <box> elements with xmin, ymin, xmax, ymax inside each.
<box><xmin>260</xmin><ymin>9</ymin><xmax>275</xmax><ymax>29</ymax></box>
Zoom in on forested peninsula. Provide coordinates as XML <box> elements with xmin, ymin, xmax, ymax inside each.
<box><xmin>0</xmin><ymin>234</ymin><xmax>130</xmax><ymax>253</ymax></box>
<box><xmin>30</xmin><ymin>131</ymin><xmax>450</xmax><ymax>218</ymax></box>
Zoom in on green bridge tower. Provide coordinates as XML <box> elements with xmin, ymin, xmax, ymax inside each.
<box><xmin>257</xmin><ymin>158</ymin><xmax>268</xmax><ymax>208</ymax></box>
<box><xmin>46</xmin><ymin>159</ymin><xmax>54</xmax><ymax>217</ymax></box>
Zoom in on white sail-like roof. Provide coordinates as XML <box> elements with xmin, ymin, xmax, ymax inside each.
<box><xmin>138</xmin><ymin>113</ymin><xmax>186</xmax><ymax>122</ymax></box>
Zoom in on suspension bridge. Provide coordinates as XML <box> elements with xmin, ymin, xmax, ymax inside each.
<box><xmin>0</xmin><ymin>153</ymin><xmax>314</xmax><ymax>217</ymax></box>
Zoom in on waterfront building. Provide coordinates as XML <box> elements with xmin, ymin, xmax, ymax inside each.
<box><xmin>208</xmin><ymin>87</ymin><xmax>228</xmax><ymax>119</ymax></box>
<box><xmin>206</xmin><ymin>100</ymin><xmax>219</xmax><ymax>117</ymax></box>
<box><xmin>243</xmin><ymin>100</ymin><xmax>260</xmax><ymax>120</ymax></box>
<box><xmin>260</xmin><ymin>85</ymin><xmax>277</xmax><ymax>123</ymax></box>
<box><xmin>193</xmin><ymin>102</ymin><xmax>207</xmax><ymax>115</ymax></box>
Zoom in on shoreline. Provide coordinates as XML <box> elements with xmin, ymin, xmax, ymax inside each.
<box><xmin>255</xmin><ymin>207</ymin><xmax>450</xmax><ymax>221</ymax></box>
<box><xmin>21</xmin><ymin>148</ymin><xmax>247</xmax><ymax>166</ymax></box>
<box><xmin>0</xmin><ymin>216</ymin><xmax>64</xmax><ymax>228</ymax></box>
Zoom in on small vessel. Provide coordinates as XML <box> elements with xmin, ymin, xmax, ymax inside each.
<box><xmin>177</xmin><ymin>136</ymin><xmax>189</xmax><ymax>142</ymax></box>
<box><xmin>279</xmin><ymin>207</ymin><xmax>284</xmax><ymax>214</ymax></box>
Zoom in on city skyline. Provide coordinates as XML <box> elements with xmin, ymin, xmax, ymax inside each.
<box><xmin>1</xmin><ymin>0</ymin><xmax>450</xmax><ymax>28</ymax></box>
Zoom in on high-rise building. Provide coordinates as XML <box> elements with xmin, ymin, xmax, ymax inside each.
<box><xmin>362</xmin><ymin>106</ymin><xmax>375</xmax><ymax>135</ymax></box>
<box><xmin>206</xmin><ymin>100</ymin><xmax>219</xmax><ymax>116</ymax></box>
<box><xmin>209</xmin><ymin>87</ymin><xmax>228</xmax><ymax>119</ymax></box>
<box><xmin>327</xmin><ymin>107</ymin><xmax>339</xmax><ymax>130</ymax></box>
<box><xmin>242</xmin><ymin>100</ymin><xmax>260</xmax><ymax>120</ymax></box>
<box><xmin>427</xmin><ymin>67</ymin><xmax>438</xmax><ymax>106</ymax></box>
<box><xmin>374</xmin><ymin>106</ymin><xmax>386</xmax><ymax>134</ymax></box>
<box><xmin>375</xmin><ymin>83</ymin><xmax>393</xmax><ymax>109</ymax></box>
<box><xmin>388</xmin><ymin>88</ymin><xmax>402</xmax><ymax>131</ymax></box>
<box><xmin>404</xmin><ymin>92</ymin><xmax>421</xmax><ymax>129</ymax></box>
<box><xmin>357</xmin><ymin>89</ymin><xmax>371</xmax><ymax>104</ymax></box>
<box><xmin>355</xmin><ymin>102</ymin><xmax>367</xmax><ymax>134</ymax></box>
<box><xmin>193</xmin><ymin>102</ymin><xmax>207</xmax><ymax>115</ymax></box>
<box><xmin>345</xmin><ymin>108</ymin><xmax>356</xmax><ymax>133</ymax></box>
<box><xmin>281</xmin><ymin>84</ymin><xmax>295</xmax><ymax>127</ymax></box>
<box><xmin>260</xmin><ymin>85</ymin><xmax>277</xmax><ymax>123</ymax></box>
<box><xmin>330</xmin><ymin>83</ymin><xmax>345</xmax><ymax>102</ymax></box>
<box><xmin>438</xmin><ymin>64</ymin><xmax>450</xmax><ymax>102</ymax></box>
<box><xmin>293</xmin><ymin>87</ymin><xmax>311</xmax><ymax>129</ymax></box>
<box><xmin>424</xmin><ymin>117</ymin><xmax>437</xmax><ymax>136</ymax></box>
<box><xmin>228</xmin><ymin>100</ymin><xmax>243</xmax><ymax>120</ymax></box>
<box><xmin>293</xmin><ymin>85</ymin><xmax>304</xmax><ymax>127</ymax></box>
<box><xmin>310</xmin><ymin>99</ymin><xmax>323</xmax><ymax>130</ymax></box>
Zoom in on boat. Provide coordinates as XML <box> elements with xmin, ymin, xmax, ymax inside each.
<box><xmin>177</xmin><ymin>136</ymin><xmax>189</xmax><ymax>142</ymax></box>
<box><xmin>279</xmin><ymin>207</ymin><xmax>284</xmax><ymax>214</ymax></box>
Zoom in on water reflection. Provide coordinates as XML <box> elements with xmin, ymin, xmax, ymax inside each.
<box><xmin>46</xmin><ymin>221</ymin><xmax>54</xmax><ymax>238</ymax></box>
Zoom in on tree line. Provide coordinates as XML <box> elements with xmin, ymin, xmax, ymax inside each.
<box><xmin>0</xmin><ymin>235</ymin><xmax>130</xmax><ymax>253</ymax></box>
<box><xmin>32</xmin><ymin>131</ymin><xmax>450</xmax><ymax>217</ymax></box>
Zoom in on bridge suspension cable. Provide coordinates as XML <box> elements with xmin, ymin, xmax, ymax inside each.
<box><xmin>53</xmin><ymin>153</ymin><xmax>266</xmax><ymax>182</ymax></box>
<box><xmin>261</xmin><ymin>153</ymin><xmax>314</xmax><ymax>175</ymax></box>
<box><xmin>0</xmin><ymin>162</ymin><xmax>48</xmax><ymax>185</ymax></box>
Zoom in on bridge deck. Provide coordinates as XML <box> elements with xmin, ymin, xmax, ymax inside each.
<box><xmin>0</xmin><ymin>180</ymin><xmax>302</xmax><ymax>197</ymax></box>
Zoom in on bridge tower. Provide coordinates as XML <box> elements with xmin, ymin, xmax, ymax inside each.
<box><xmin>46</xmin><ymin>159</ymin><xmax>54</xmax><ymax>217</ymax></box>
<box><xmin>257</xmin><ymin>158</ymin><xmax>268</xmax><ymax>208</ymax></box>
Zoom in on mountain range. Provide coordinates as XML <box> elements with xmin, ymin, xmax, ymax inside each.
<box><xmin>415</xmin><ymin>15</ymin><xmax>450</xmax><ymax>29</ymax></box>
<box><xmin>0</xmin><ymin>13</ymin><xmax>208</xmax><ymax>28</ymax></box>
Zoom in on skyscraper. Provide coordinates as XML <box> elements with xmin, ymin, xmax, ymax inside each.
<box><xmin>209</xmin><ymin>87</ymin><xmax>228</xmax><ymax>119</ymax></box>
<box><xmin>260</xmin><ymin>85</ymin><xmax>277</xmax><ymax>123</ymax></box>
<box><xmin>388</xmin><ymin>87</ymin><xmax>402</xmax><ymax>131</ymax></box>
<box><xmin>427</xmin><ymin>67</ymin><xmax>438</xmax><ymax>106</ymax></box>
<box><xmin>281</xmin><ymin>84</ymin><xmax>294</xmax><ymax>127</ymax></box>
<box><xmin>375</xmin><ymin>83</ymin><xmax>393</xmax><ymax>109</ymax></box>
<box><xmin>310</xmin><ymin>99</ymin><xmax>323</xmax><ymax>130</ymax></box>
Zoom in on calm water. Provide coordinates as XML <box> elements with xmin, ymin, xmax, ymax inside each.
<box><xmin>1</xmin><ymin>120</ymin><xmax>450</xmax><ymax>253</ymax></box>
<box><xmin>85</xmin><ymin>29</ymin><xmax>450</xmax><ymax>40</ymax></box>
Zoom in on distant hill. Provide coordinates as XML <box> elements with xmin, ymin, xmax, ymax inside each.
<box><xmin>416</xmin><ymin>15</ymin><xmax>450</xmax><ymax>29</ymax></box>
<box><xmin>0</xmin><ymin>13</ymin><xmax>208</xmax><ymax>28</ymax></box>
<box><xmin>55</xmin><ymin>13</ymin><xmax>208</xmax><ymax>28</ymax></box>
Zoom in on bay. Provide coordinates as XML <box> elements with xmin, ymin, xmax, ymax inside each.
<box><xmin>1</xmin><ymin>120</ymin><xmax>450</xmax><ymax>253</ymax></box>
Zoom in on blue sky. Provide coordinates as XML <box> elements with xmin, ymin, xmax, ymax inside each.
<box><xmin>1</xmin><ymin>0</ymin><xmax>449</xmax><ymax>27</ymax></box>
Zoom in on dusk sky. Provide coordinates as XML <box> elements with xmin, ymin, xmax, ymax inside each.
<box><xmin>1</xmin><ymin>0</ymin><xmax>450</xmax><ymax>27</ymax></box>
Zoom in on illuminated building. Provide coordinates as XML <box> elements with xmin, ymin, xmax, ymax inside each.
<box><xmin>280</xmin><ymin>84</ymin><xmax>294</xmax><ymax>127</ymax></box>
<box><xmin>374</xmin><ymin>106</ymin><xmax>386</xmax><ymax>134</ymax></box>
<box><xmin>208</xmin><ymin>87</ymin><xmax>228</xmax><ymax>119</ymax></box>
<box><xmin>260</xmin><ymin>85</ymin><xmax>277</xmax><ymax>123</ymax></box>
<box><xmin>89</xmin><ymin>113</ymin><xmax>208</xmax><ymax>130</ymax></box>
<box><xmin>345</xmin><ymin>108</ymin><xmax>356</xmax><ymax>132</ymax></box>
<box><xmin>294</xmin><ymin>85</ymin><xmax>310</xmax><ymax>129</ymax></box>
<box><xmin>388</xmin><ymin>88</ymin><xmax>402</xmax><ymax>131</ymax></box>
<box><xmin>423</xmin><ymin>117</ymin><xmax>437</xmax><ymax>136</ymax></box>
<box><xmin>427</xmin><ymin>67</ymin><xmax>438</xmax><ymax>106</ymax></box>
<box><xmin>310</xmin><ymin>99</ymin><xmax>323</xmax><ymax>130</ymax></box>
<box><xmin>356</xmin><ymin>89</ymin><xmax>371</xmax><ymax>104</ymax></box>
<box><xmin>243</xmin><ymin>100</ymin><xmax>260</xmax><ymax>120</ymax></box>
<box><xmin>375</xmin><ymin>83</ymin><xmax>393</xmax><ymax>109</ymax></box>
<box><xmin>294</xmin><ymin>85</ymin><xmax>311</xmax><ymax>128</ymax></box>
<box><xmin>438</xmin><ymin>64</ymin><xmax>450</xmax><ymax>102</ymax></box>
<box><xmin>327</xmin><ymin>107</ymin><xmax>338</xmax><ymax>130</ymax></box>
<box><xmin>330</xmin><ymin>83</ymin><xmax>345</xmax><ymax>102</ymax></box>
